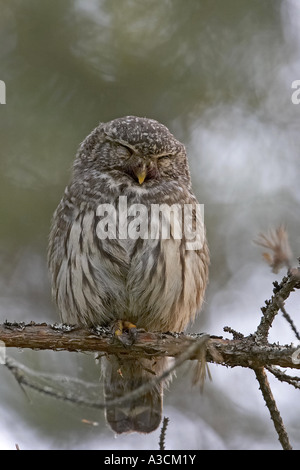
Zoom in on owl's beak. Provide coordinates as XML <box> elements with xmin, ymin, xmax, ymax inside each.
<box><xmin>133</xmin><ymin>165</ymin><xmax>147</xmax><ymax>185</ymax></box>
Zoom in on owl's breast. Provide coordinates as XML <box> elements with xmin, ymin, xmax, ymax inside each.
<box><xmin>49</xmin><ymin>191</ymin><xmax>209</xmax><ymax>332</ymax></box>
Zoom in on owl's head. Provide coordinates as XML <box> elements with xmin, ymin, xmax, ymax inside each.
<box><xmin>74</xmin><ymin>116</ymin><xmax>191</xmax><ymax>189</ymax></box>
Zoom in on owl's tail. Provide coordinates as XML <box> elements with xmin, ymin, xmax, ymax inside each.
<box><xmin>102</xmin><ymin>356</ymin><xmax>166</xmax><ymax>434</ymax></box>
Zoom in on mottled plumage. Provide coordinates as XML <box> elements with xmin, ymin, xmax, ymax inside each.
<box><xmin>48</xmin><ymin>116</ymin><xmax>209</xmax><ymax>434</ymax></box>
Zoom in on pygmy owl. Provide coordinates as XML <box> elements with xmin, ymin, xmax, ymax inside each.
<box><xmin>48</xmin><ymin>116</ymin><xmax>209</xmax><ymax>434</ymax></box>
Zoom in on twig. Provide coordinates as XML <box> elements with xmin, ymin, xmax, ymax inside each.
<box><xmin>159</xmin><ymin>417</ymin><xmax>169</xmax><ymax>450</ymax></box>
<box><xmin>253</xmin><ymin>367</ymin><xmax>292</xmax><ymax>450</ymax></box>
<box><xmin>255</xmin><ymin>270</ymin><xmax>300</xmax><ymax>341</ymax></box>
<box><xmin>265</xmin><ymin>365</ymin><xmax>300</xmax><ymax>389</ymax></box>
<box><xmin>277</xmin><ymin>295</ymin><xmax>300</xmax><ymax>341</ymax></box>
<box><xmin>223</xmin><ymin>326</ymin><xmax>244</xmax><ymax>339</ymax></box>
<box><xmin>5</xmin><ymin>357</ymin><xmax>104</xmax><ymax>408</ymax></box>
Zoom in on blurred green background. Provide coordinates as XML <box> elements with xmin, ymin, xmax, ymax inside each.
<box><xmin>0</xmin><ymin>0</ymin><xmax>300</xmax><ymax>450</ymax></box>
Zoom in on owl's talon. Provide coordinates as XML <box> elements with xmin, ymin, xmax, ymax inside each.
<box><xmin>112</xmin><ymin>320</ymin><xmax>138</xmax><ymax>347</ymax></box>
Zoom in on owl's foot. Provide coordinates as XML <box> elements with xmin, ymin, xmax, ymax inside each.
<box><xmin>112</xmin><ymin>320</ymin><xmax>138</xmax><ymax>347</ymax></box>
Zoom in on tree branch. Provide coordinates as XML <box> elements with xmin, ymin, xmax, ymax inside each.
<box><xmin>254</xmin><ymin>367</ymin><xmax>293</xmax><ymax>450</ymax></box>
<box><xmin>1</xmin><ymin>321</ymin><xmax>300</xmax><ymax>370</ymax></box>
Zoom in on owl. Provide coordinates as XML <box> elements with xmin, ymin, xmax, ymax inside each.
<box><xmin>48</xmin><ymin>116</ymin><xmax>209</xmax><ymax>434</ymax></box>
